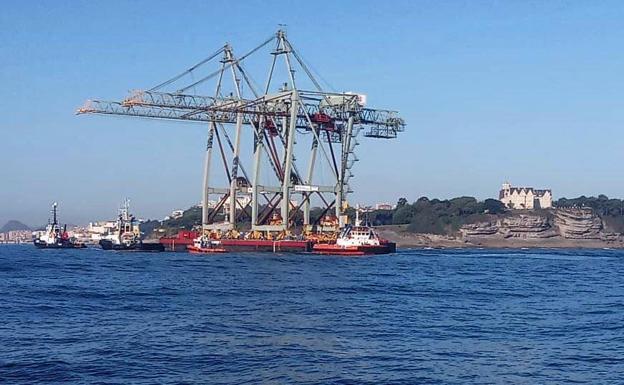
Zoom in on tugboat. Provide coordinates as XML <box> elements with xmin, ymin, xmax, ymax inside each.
<box><xmin>186</xmin><ymin>235</ymin><xmax>226</xmax><ymax>254</ymax></box>
<box><xmin>312</xmin><ymin>206</ymin><xmax>396</xmax><ymax>255</ymax></box>
<box><xmin>99</xmin><ymin>199</ymin><xmax>164</xmax><ymax>252</ymax></box>
<box><xmin>33</xmin><ymin>203</ymin><xmax>86</xmax><ymax>249</ymax></box>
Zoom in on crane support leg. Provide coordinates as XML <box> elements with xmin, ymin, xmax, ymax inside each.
<box><xmin>303</xmin><ymin>135</ymin><xmax>318</xmax><ymax>226</ymax></box>
<box><xmin>229</xmin><ymin>113</ymin><xmax>243</xmax><ymax>227</ymax></box>
<box><xmin>280</xmin><ymin>94</ymin><xmax>299</xmax><ymax>231</ymax></box>
<box><xmin>202</xmin><ymin>122</ymin><xmax>216</xmax><ymax>226</ymax></box>
<box><xmin>336</xmin><ymin>116</ymin><xmax>354</xmax><ymax>227</ymax></box>
<box><xmin>250</xmin><ymin>121</ymin><xmax>263</xmax><ymax>228</ymax></box>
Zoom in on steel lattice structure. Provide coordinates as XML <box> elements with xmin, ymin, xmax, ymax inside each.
<box><xmin>77</xmin><ymin>30</ymin><xmax>405</xmax><ymax>234</ymax></box>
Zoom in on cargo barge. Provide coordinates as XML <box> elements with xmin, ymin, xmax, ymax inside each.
<box><xmin>219</xmin><ymin>239</ymin><xmax>312</xmax><ymax>252</ymax></box>
<box><xmin>159</xmin><ymin>230</ymin><xmax>199</xmax><ymax>252</ymax></box>
<box><xmin>161</xmin><ymin>231</ymin><xmax>312</xmax><ymax>253</ymax></box>
<box><xmin>159</xmin><ymin>207</ymin><xmax>392</xmax><ymax>255</ymax></box>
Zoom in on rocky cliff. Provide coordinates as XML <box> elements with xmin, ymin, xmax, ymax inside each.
<box><xmin>457</xmin><ymin>208</ymin><xmax>623</xmax><ymax>245</ymax></box>
<box><xmin>553</xmin><ymin>208</ymin><xmax>602</xmax><ymax>239</ymax></box>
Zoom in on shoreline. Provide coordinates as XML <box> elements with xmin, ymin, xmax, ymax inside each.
<box><xmin>379</xmin><ymin>230</ymin><xmax>624</xmax><ymax>250</ymax></box>
<box><xmin>397</xmin><ymin>244</ymin><xmax>624</xmax><ymax>250</ymax></box>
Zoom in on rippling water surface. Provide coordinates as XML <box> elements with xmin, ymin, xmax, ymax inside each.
<box><xmin>1</xmin><ymin>245</ymin><xmax>623</xmax><ymax>384</ymax></box>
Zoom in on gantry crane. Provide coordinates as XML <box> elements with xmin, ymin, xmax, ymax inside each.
<box><xmin>77</xmin><ymin>30</ymin><xmax>405</xmax><ymax>235</ymax></box>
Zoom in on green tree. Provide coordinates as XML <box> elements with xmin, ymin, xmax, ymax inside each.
<box><xmin>483</xmin><ymin>199</ymin><xmax>506</xmax><ymax>214</ymax></box>
<box><xmin>393</xmin><ymin>205</ymin><xmax>416</xmax><ymax>225</ymax></box>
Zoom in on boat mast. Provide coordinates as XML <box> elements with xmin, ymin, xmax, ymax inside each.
<box><xmin>52</xmin><ymin>202</ymin><xmax>58</xmax><ymax>226</ymax></box>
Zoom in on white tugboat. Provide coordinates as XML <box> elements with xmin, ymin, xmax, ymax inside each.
<box><xmin>313</xmin><ymin>205</ymin><xmax>396</xmax><ymax>255</ymax></box>
<box><xmin>33</xmin><ymin>203</ymin><xmax>86</xmax><ymax>249</ymax></box>
<box><xmin>99</xmin><ymin>199</ymin><xmax>164</xmax><ymax>252</ymax></box>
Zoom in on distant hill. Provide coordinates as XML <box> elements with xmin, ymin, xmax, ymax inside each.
<box><xmin>0</xmin><ymin>220</ymin><xmax>31</xmax><ymax>233</ymax></box>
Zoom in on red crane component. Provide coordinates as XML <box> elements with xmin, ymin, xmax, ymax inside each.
<box><xmin>264</xmin><ymin>120</ymin><xmax>278</xmax><ymax>136</ymax></box>
<box><xmin>311</xmin><ymin>113</ymin><xmax>332</xmax><ymax>124</ymax></box>
<box><xmin>311</xmin><ymin>113</ymin><xmax>335</xmax><ymax>130</ymax></box>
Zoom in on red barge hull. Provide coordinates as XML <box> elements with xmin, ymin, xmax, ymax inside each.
<box><xmin>160</xmin><ymin>231</ymin><xmax>199</xmax><ymax>252</ymax></box>
<box><xmin>160</xmin><ymin>232</ymin><xmax>312</xmax><ymax>252</ymax></box>
<box><xmin>219</xmin><ymin>239</ymin><xmax>312</xmax><ymax>252</ymax></box>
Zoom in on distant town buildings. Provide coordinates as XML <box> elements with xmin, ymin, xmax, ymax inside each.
<box><xmin>170</xmin><ymin>210</ymin><xmax>184</xmax><ymax>219</ymax></box>
<box><xmin>164</xmin><ymin>207</ymin><xmax>195</xmax><ymax>221</ymax></box>
<box><xmin>375</xmin><ymin>203</ymin><xmax>395</xmax><ymax>210</ymax></box>
<box><xmin>87</xmin><ymin>221</ymin><xmax>118</xmax><ymax>242</ymax></box>
<box><xmin>0</xmin><ymin>230</ymin><xmax>32</xmax><ymax>244</ymax></box>
<box><xmin>499</xmin><ymin>182</ymin><xmax>552</xmax><ymax>210</ymax></box>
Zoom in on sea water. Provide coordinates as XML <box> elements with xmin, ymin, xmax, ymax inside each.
<box><xmin>1</xmin><ymin>245</ymin><xmax>623</xmax><ymax>384</ymax></box>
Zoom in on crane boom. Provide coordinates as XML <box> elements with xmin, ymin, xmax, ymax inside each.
<box><xmin>78</xmin><ymin>90</ymin><xmax>405</xmax><ymax>138</ymax></box>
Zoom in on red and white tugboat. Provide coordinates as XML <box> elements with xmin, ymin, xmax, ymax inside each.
<box><xmin>312</xmin><ymin>207</ymin><xmax>396</xmax><ymax>256</ymax></box>
<box><xmin>33</xmin><ymin>203</ymin><xmax>86</xmax><ymax>249</ymax></box>
<box><xmin>312</xmin><ymin>225</ymin><xmax>395</xmax><ymax>255</ymax></box>
<box><xmin>187</xmin><ymin>235</ymin><xmax>227</xmax><ymax>254</ymax></box>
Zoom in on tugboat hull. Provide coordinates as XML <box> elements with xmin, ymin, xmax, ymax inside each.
<box><xmin>99</xmin><ymin>239</ymin><xmax>164</xmax><ymax>252</ymax></box>
<box><xmin>33</xmin><ymin>240</ymin><xmax>86</xmax><ymax>249</ymax></box>
<box><xmin>312</xmin><ymin>242</ymin><xmax>396</xmax><ymax>256</ymax></box>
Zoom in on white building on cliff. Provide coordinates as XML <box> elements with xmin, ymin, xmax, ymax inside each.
<box><xmin>499</xmin><ymin>182</ymin><xmax>552</xmax><ymax>210</ymax></box>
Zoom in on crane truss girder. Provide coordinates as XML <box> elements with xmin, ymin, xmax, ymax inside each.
<box><xmin>78</xmin><ymin>94</ymin><xmax>405</xmax><ymax>135</ymax></box>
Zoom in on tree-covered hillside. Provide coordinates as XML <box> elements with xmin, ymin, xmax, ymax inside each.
<box><xmin>149</xmin><ymin>196</ymin><xmax>507</xmax><ymax>236</ymax></box>
<box><xmin>365</xmin><ymin>197</ymin><xmax>507</xmax><ymax>234</ymax></box>
<box><xmin>143</xmin><ymin>194</ymin><xmax>624</xmax><ymax>237</ymax></box>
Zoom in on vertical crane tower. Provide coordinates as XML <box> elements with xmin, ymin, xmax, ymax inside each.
<box><xmin>77</xmin><ymin>30</ymin><xmax>405</xmax><ymax>236</ymax></box>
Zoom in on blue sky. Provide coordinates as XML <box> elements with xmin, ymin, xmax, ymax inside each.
<box><xmin>1</xmin><ymin>0</ymin><xmax>623</xmax><ymax>226</ymax></box>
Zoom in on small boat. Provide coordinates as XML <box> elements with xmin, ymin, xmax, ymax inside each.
<box><xmin>187</xmin><ymin>236</ymin><xmax>227</xmax><ymax>253</ymax></box>
<box><xmin>99</xmin><ymin>199</ymin><xmax>164</xmax><ymax>252</ymax></box>
<box><xmin>33</xmin><ymin>203</ymin><xmax>86</xmax><ymax>249</ymax></box>
<box><xmin>312</xmin><ymin>206</ymin><xmax>395</xmax><ymax>255</ymax></box>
